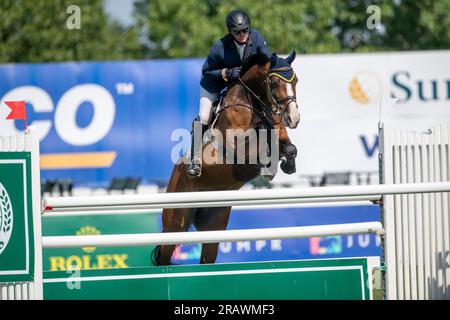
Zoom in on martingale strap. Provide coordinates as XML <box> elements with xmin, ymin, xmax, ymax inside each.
<box><xmin>237</xmin><ymin>78</ymin><xmax>276</xmax><ymax>125</ymax></box>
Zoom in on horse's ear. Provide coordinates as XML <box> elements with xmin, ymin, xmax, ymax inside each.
<box><xmin>285</xmin><ymin>50</ymin><xmax>296</xmax><ymax>65</ymax></box>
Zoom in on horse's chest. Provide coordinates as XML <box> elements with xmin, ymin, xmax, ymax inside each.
<box><xmin>232</xmin><ymin>164</ymin><xmax>260</xmax><ymax>182</ymax></box>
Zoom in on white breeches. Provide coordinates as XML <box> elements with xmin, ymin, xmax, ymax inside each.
<box><xmin>199</xmin><ymin>86</ymin><xmax>219</xmax><ymax>125</ymax></box>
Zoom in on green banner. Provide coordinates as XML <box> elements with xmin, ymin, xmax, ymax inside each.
<box><xmin>0</xmin><ymin>152</ymin><xmax>35</xmax><ymax>282</ymax></box>
<box><xmin>43</xmin><ymin>258</ymin><xmax>372</xmax><ymax>300</ymax></box>
<box><xmin>42</xmin><ymin>212</ymin><xmax>160</xmax><ymax>272</ymax></box>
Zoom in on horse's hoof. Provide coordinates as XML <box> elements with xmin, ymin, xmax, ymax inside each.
<box><xmin>280</xmin><ymin>159</ymin><xmax>296</xmax><ymax>175</ymax></box>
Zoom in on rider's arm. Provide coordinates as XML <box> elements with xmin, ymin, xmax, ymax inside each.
<box><xmin>254</xmin><ymin>30</ymin><xmax>272</xmax><ymax>60</ymax></box>
<box><xmin>202</xmin><ymin>42</ymin><xmax>227</xmax><ymax>80</ymax></box>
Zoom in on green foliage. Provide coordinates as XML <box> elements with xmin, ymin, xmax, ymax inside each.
<box><xmin>0</xmin><ymin>0</ymin><xmax>141</xmax><ymax>63</ymax></box>
<box><xmin>333</xmin><ymin>0</ymin><xmax>450</xmax><ymax>52</ymax></box>
<box><xmin>135</xmin><ymin>0</ymin><xmax>341</xmax><ymax>58</ymax></box>
<box><xmin>0</xmin><ymin>0</ymin><xmax>448</xmax><ymax>63</ymax></box>
<box><xmin>135</xmin><ymin>0</ymin><xmax>450</xmax><ymax>58</ymax></box>
<box><xmin>134</xmin><ymin>0</ymin><xmax>223</xmax><ymax>58</ymax></box>
<box><xmin>215</xmin><ymin>0</ymin><xmax>341</xmax><ymax>55</ymax></box>
<box><xmin>382</xmin><ymin>0</ymin><xmax>450</xmax><ymax>50</ymax></box>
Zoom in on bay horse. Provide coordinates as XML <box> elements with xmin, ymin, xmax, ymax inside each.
<box><xmin>152</xmin><ymin>51</ymin><xmax>300</xmax><ymax>265</ymax></box>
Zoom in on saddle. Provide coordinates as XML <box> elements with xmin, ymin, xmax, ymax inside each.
<box><xmin>209</xmin><ymin>86</ymin><xmax>274</xmax><ymax>131</ymax></box>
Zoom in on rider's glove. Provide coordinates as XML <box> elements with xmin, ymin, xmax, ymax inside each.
<box><xmin>225</xmin><ymin>67</ymin><xmax>241</xmax><ymax>81</ymax></box>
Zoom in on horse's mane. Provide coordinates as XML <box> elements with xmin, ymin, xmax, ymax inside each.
<box><xmin>240</xmin><ymin>52</ymin><xmax>274</xmax><ymax>76</ymax></box>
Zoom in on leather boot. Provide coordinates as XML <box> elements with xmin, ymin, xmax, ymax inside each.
<box><xmin>187</xmin><ymin>120</ymin><xmax>208</xmax><ymax>177</ymax></box>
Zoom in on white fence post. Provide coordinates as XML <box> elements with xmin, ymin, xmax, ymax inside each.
<box><xmin>381</xmin><ymin>123</ymin><xmax>450</xmax><ymax>300</ymax></box>
<box><xmin>29</xmin><ymin>128</ymin><xmax>43</xmax><ymax>300</ymax></box>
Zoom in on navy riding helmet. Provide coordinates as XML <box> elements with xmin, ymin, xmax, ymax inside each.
<box><xmin>225</xmin><ymin>9</ymin><xmax>251</xmax><ymax>35</ymax></box>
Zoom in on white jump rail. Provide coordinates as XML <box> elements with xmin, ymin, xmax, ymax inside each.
<box><xmin>43</xmin><ymin>196</ymin><xmax>380</xmax><ymax>214</ymax></box>
<box><xmin>43</xmin><ymin>200</ymin><xmax>377</xmax><ymax>217</ymax></box>
<box><xmin>39</xmin><ymin>182</ymin><xmax>450</xmax><ymax>253</ymax></box>
<box><xmin>42</xmin><ymin>182</ymin><xmax>450</xmax><ymax>213</ymax></box>
<box><xmin>42</xmin><ymin>222</ymin><xmax>384</xmax><ymax>248</ymax></box>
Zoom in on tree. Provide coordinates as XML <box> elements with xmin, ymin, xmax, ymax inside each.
<box><xmin>381</xmin><ymin>0</ymin><xmax>450</xmax><ymax>50</ymax></box>
<box><xmin>135</xmin><ymin>0</ymin><xmax>450</xmax><ymax>58</ymax></box>
<box><xmin>134</xmin><ymin>0</ymin><xmax>223</xmax><ymax>58</ymax></box>
<box><xmin>0</xmin><ymin>0</ymin><xmax>142</xmax><ymax>63</ymax></box>
<box><xmin>1</xmin><ymin>0</ymin><xmax>448</xmax><ymax>63</ymax></box>
<box><xmin>134</xmin><ymin>0</ymin><xmax>340</xmax><ymax>58</ymax></box>
<box><xmin>216</xmin><ymin>0</ymin><xmax>341</xmax><ymax>54</ymax></box>
<box><xmin>321</xmin><ymin>0</ymin><xmax>450</xmax><ymax>52</ymax></box>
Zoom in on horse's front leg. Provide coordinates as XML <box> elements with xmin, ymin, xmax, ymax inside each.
<box><xmin>194</xmin><ymin>207</ymin><xmax>231</xmax><ymax>264</ymax></box>
<box><xmin>275</xmin><ymin>124</ymin><xmax>297</xmax><ymax>174</ymax></box>
<box><xmin>157</xmin><ymin>207</ymin><xmax>194</xmax><ymax>265</ymax></box>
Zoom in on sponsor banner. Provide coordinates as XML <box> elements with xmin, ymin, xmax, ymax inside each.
<box><xmin>287</xmin><ymin>49</ymin><xmax>450</xmax><ymax>183</ymax></box>
<box><xmin>1</xmin><ymin>50</ymin><xmax>449</xmax><ymax>185</ymax></box>
<box><xmin>0</xmin><ymin>59</ymin><xmax>203</xmax><ymax>185</ymax></box>
<box><xmin>42</xmin><ymin>213</ymin><xmax>160</xmax><ymax>271</ymax></box>
<box><xmin>42</xmin><ymin>205</ymin><xmax>380</xmax><ymax>269</ymax></box>
<box><xmin>171</xmin><ymin>205</ymin><xmax>381</xmax><ymax>264</ymax></box>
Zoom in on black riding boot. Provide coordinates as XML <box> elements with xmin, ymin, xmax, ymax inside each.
<box><xmin>187</xmin><ymin>120</ymin><xmax>208</xmax><ymax>177</ymax></box>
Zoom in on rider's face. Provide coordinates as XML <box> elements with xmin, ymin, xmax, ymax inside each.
<box><xmin>232</xmin><ymin>30</ymin><xmax>249</xmax><ymax>44</ymax></box>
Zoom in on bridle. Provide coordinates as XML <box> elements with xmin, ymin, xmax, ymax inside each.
<box><xmin>236</xmin><ymin>66</ymin><xmax>297</xmax><ymax>124</ymax></box>
<box><xmin>265</xmin><ymin>67</ymin><xmax>297</xmax><ymax>116</ymax></box>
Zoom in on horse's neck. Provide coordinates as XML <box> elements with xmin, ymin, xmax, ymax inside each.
<box><xmin>217</xmin><ymin>63</ymin><xmax>270</xmax><ymax>131</ymax></box>
<box><xmin>241</xmin><ymin>64</ymin><xmax>270</xmax><ymax>106</ymax></box>
<box><xmin>241</xmin><ymin>66</ymin><xmax>267</xmax><ymax>93</ymax></box>
<box><xmin>215</xmin><ymin>66</ymin><xmax>269</xmax><ymax>164</ymax></box>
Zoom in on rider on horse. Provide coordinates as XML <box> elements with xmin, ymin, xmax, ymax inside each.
<box><xmin>187</xmin><ymin>9</ymin><xmax>272</xmax><ymax>177</ymax></box>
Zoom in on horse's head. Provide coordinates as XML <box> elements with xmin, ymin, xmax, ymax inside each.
<box><xmin>266</xmin><ymin>51</ymin><xmax>300</xmax><ymax>129</ymax></box>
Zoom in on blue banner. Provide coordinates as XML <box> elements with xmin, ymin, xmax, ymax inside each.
<box><xmin>169</xmin><ymin>204</ymin><xmax>381</xmax><ymax>264</ymax></box>
<box><xmin>0</xmin><ymin>60</ymin><xmax>204</xmax><ymax>185</ymax></box>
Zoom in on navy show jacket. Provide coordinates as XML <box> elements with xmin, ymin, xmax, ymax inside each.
<box><xmin>200</xmin><ymin>29</ymin><xmax>272</xmax><ymax>93</ymax></box>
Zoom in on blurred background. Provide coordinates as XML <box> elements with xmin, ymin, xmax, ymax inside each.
<box><xmin>0</xmin><ymin>0</ymin><xmax>449</xmax><ymax>266</ymax></box>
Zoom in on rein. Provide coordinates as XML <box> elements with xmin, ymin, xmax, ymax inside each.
<box><xmin>237</xmin><ymin>77</ymin><xmax>276</xmax><ymax>126</ymax></box>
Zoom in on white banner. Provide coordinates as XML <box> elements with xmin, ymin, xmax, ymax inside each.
<box><xmin>274</xmin><ymin>50</ymin><xmax>450</xmax><ymax>184</ymax></box>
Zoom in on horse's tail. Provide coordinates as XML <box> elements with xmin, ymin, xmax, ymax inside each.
<box><xmin>150</xmin><ymin>245</ymin><xmax>161</xmax><ymax>266</ymax></box>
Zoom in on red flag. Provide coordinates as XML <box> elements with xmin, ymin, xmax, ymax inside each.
<box><xmin>5</xmin><ymin>101</ymin><xmax>27</xmax><ymax>120</ymax></box>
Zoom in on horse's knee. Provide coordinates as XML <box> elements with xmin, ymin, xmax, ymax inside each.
<box><xmin>162</xmin><ymin>209</ymin><xmax>193</xmax><ymax>232</ymax></box>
